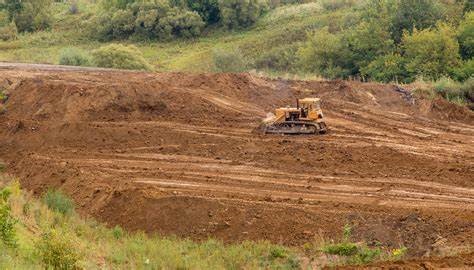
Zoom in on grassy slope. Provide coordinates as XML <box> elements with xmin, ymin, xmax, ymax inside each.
<box><xmin>0</xmin><ymin>174</ymin><xmax>301</xmax><ymax>269</ymax></box>
<box><xmin>0</xmin><ymin>1</ymin><xmax>352</xmax><ymax>73</ymax></box>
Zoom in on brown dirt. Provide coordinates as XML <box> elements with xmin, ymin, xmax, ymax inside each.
<box><xmin>0</xmin><ymin>64</ymin><xmax>473</xmax><ymax>264</ymax></box>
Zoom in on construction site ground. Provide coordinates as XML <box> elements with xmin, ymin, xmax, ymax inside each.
<box><xmin>0</xmin><ymin>64</ymin><xmax>473</xmax><ymax>266</ymax></box>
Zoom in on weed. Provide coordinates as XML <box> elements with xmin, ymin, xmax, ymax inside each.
<box><xmin>35</xmin><ymin>229</ymin><xmax>81</xmax><ymax>270</ymax></box>
<box><xmin>322</xmin><ymin>242</ymin><xmax>358</xmax><ymax>256</ymax></box>
<box><xmin>269</xmin><ymin>246</ymin><xmax>287</xmax><ymax>259</ymax></box>
<box><xmin>0</xmin><ymin>187</ymin><xmax>17</xmax><ymax>248</ymax></box>
<box><xmin>112</xmin><ymin>225</ymin><xmax>124</xmax><ymax>240</ymax></box>
<box><xmin>43</xmin><ymin>189</ymin><xmax>75</xmax><ymax>216</ymax></box>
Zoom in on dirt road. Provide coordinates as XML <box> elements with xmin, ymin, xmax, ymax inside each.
<box><xmin>0</xmin><ymin>64</ymin><xmax>473</xmax><ymax>259</ymax></box>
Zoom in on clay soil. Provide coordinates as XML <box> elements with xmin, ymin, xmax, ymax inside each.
<box><xmin>0</xmin><ymin>64</ymin><xmax>473</xmax><ymax>266</ymax></box>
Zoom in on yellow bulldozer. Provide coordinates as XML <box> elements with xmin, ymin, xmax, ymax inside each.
<box><xmin>262</xmin><ymin>98</ymin><xmax>327</xmax><ymax>135</ymax></box>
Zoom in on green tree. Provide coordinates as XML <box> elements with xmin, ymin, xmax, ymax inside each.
<box><xmin>402</xmin><ymin>24</ymin><xmax>461</xmax><ymax>80</ymax></box>
<box><xmin>391</xmin><ymin>0</ymin><xmax>441</xmax><ymax>42</ymax></box>
<box><xmin>361</xmin><ymin>53</ymin><xmax>407</xmax><ymax>82</ymax></box>
<box><xmin>218</xmin><ymin>0</ymin><xmax>268</xmax><ymax>29</ymax></box>
<box><xmin>1</xmin><ymin>0</ymin><xmax>52</xmax><ymax>32</ymax></box>
<box><xmin>458</xmin><ymin>12</ymin><xmax>474</xmax><ymax>59</ymax></box>
<box><xmin>298</xmin><ymin>28</ymin><xmax>355</xmax><ymax>79</ymax></box>
<box><xmin>173</xmin><ymin>0</ymin><xmax>220</xmax><ymax>24</ymax></box>
<box><xmin>347</xmin><ymin>20</ymin><xmax>395</xmax><ymax>71</ymax></box>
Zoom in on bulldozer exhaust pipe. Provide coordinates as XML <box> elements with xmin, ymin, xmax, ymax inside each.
<box><xmin>296</xmin><ymin>98</ymin><xmax>299</xmax><ymax>109</ymax></box>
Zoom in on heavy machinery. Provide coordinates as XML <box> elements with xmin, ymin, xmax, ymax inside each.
<box><xmin>262</xmin><ymin>98</ymin><xmax>327</xmax><ymax>135</ymax></box>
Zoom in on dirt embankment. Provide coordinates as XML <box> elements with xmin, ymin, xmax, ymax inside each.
<box><xmin>0</xmin><ymin>65</ymin><xmax>473</xmax><ymax>263</ymax></box>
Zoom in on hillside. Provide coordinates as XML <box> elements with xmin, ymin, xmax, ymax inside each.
<box><xmin>0</xmin><ymin>63</ymin><xmax>473</xmax><ymax>268</ymax></box>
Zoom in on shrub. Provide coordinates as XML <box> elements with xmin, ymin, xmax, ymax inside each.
<box><xmin>321</xmin><ymin>0</ymin><xmax>356</xmax><ymax>11</ymax></box>
<box><xmin>0</xmin><ymin>187</ymin><xmax>17</xmax><ymax>248</ymax></box>
<box><xmin>36</xmin><ymin>230</ymin><xmax>81</xmax><ymax>270</ymax></box>
<box><xmin>112</xmin><ymin>225</ymin><xmax>124</xmax><ymax>240</ymax></box>
<box><xmin>218</xmin><ymin>0</ymin><xmax>268</xmax><ymax>29</ymax></box>
<box><xmin>58</xmin><ymin>48</ymin><xmax>91</xmax><ymax>67</ymax></box>
<box><xmin>212</xmin><ymin>48</ymin><xmax>248</xmax><ymax>72</ymax></box>
<box><xmin>322</xmin><ymin>242</ymin><xmax>358</xmax><ymax>256</ymax></box>
<box><xmin>0</xmin><ymin>21</ymin><xmax>17</xmax><ymax>41</ymax></box>
<box><xmin>43</xmin><ymin>189</ymin><xmax>75</xmax><ymax>216</ymax></box>
<box><xmin>349</xmin><ymin>246</ymin><xmax>382</xmax><ymax>264</ymax></box>
<box><xmin>175</xmin><ymin>0</ymin><xmax>221</xmax><ymax>25</ymax></box>
<box><xmin>433</xmin><ymin>77</ymin><xmax>472</xmax><ymax>105</ymax></box>
<box><xmin>92</xmin><ymin>44</ymin><xmax>153</xmax><ymax>71</ymax></box>
<box><xmin>254</xmin><ymin>45</ymin><xmax>299</xmax><ymax>72</ymax></box>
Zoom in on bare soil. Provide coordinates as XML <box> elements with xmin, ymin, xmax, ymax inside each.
<box><xmin>0</xmin><ymin>64</ymin><xmax>473</xmax><ymax>265</ymax></box>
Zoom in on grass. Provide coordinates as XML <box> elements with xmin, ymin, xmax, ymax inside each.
<box><xmin>0</xmin><ymin>0</ymin><xmax>350</xmax><ymax>74</ymax></box>
<box><xmin>0</xmin><ymin>172</ymin><xmax>414</xmax><ymax>269</ymax></box>
<box><xmin>0</xmin><ymin>174</ymin><xmax>302</xmax><ymax>269</ymax></box>
<box><xmin>410</xmin><ymin>77</ymin><xmax>474</xmax><ymax>107</ymax></box>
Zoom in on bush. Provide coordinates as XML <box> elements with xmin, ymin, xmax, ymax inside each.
<box><xmin>58</xmin><ymin>48</ymin><xmax>91</xmax><ymax>67</ymax></box>
<box><xmin>433</xmin><ymin>77</ymin><xmax>472</xmax><ymax>105</ymax></box>
<box><xmin>322</xmin><ymin>242</ymin><xmax>358</xmax><ymax>256</ymax></box>
<box><xmin>92</xmin><ymin>44</ymin><xmax>153</xmax><ymax>71</ymax></box>
<box><xmin>451</xmin><ymin>59</ymin><xmax>474</xmax><ymax>82</ymax></box>
<box><xmin>212</xmin><ymin>48</ymin><xmax>248</xmax><ymax>72</ymax></box>
<box><xmin>218</xmin><ymin>0</ymin><xmax>268</xmax><ymax>29</ymax></box>
<box><xmin>321</xmin><ymin>0</ymin><xmax>356</xmax><ymax>11</ymax></box>
<box><xmin>0</xmin><ymin>187</ymin><xmax>17</xmax><ymax>248</ymax></box>
<box><xmin>36</xmin><ymin>230</ymin><xmax>81</xmax><ymax>270</ymax></box>
<box><xmin>43</xmin><ymin>189</ymin><xmax>75</xmax><ymax>216</ymax></box>
<box><xmin>0</xmin><ymin>21</ymin><xmax>17</xmax><ymax>41</ymax></box>
<box><xmin>254</xmin><ymin>44</ymin><xmax>299</xmax><ymax>72</ymax></box>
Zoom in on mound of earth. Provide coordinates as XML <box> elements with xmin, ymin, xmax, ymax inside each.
<box><xmin>0</xmin><ymin>64</ymin><xmax>473</xmax><ymax>264</ymax></box>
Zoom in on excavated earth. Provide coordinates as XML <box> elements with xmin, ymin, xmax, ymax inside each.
<box><xmin>0</xmin><ymin>64</ymin><xmax>473</xmax><ymax>266</ymax></box>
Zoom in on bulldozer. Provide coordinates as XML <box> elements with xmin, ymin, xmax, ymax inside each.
<box><xmin>262</xmin><ymin>98</ymin><xmax>327</xmax><ymax>135</ymax></box>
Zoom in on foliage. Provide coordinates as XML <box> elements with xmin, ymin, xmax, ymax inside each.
<box><xmin>92</xmin><ymin>44</ymin><xmax>153</xmax><ymax>71</ymax></box>
<box><xmin>35</xmin><ymin>230</ymin><xmax>81</xmax><ymax>270</ymax></box>
<box><xmin>458</xmin><ymin>12</ymin><xmax>474</xmax><ymax>59</ymax></box>
<box><xmin>451</xmin><ymin>58</ymin><xmax>474</xmax><ymax>82</ymax></box>
<box><xmin>402</xmin><ymin>24</ymin><xmax>461</xmax><ymax>80</ymax></box>
<box><xmin>0</xmin><ymin>187</ymin><xmax>17</xmax><ymax>248</ymax></box>
<box><xmin>218</xmin><ymin>0</ymin><xmax>268</xmax><ymax>29</ymax></box>
<box><xmin>43</xmin><ymin>189</ymin><xmax>75</xmax><ymax>216</ymax></box>
<box><xmin>391</xmin><ymin>0</ymin><xmax>441</xmax><ymax>42</ymax></box>
<box><xmin>321</xmin><ymin>0</ymin><xmax>356</xmax><ymax>11</ymax></box>
<box><xmin>91</xmin><ymin>1</ymin><xmax>204</xmax><ymax>41</ymax></box>
<box><xmin>433</xmin><ymin>76</ymin><xmax>473</xmax><ymax>105</ymax></box>
<box><xmin>212</xmin><ymin>47</ymin><xmax>248</xmax><ymax>72</ymax></box>
<box><xmin>298</xmin><ymin>27</ymin><xmax>354</xmax><ymax>79</ymax></box>
<box><xmin>58</xmin><ymin>47</ymin><xmax>91</xmax><ymax>67</ymax></box>
<box><xmin>2</xmin><ymin>0</ymin><xmax>53</xmax><ymax>32</ymax></box>
<box><xmin>322</xmin><ymin>242</ymin><xmax>359</xmax><ymax>256</ymax></box>
<box><xmin>0</xmin><ymin>21</ymin><xmax>16</xmax><ymax>41</ymax></box>
<box><xmin>173</xmin><ymin>0</ymin><xmax>221</xmax><ymax>24</ymax></box>
<box><xmin>361</xmin><ymin>53</ymin><xmax>407</xmax><ymax>82</ymax></box>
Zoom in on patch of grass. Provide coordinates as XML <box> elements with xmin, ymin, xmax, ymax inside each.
<box><xmin>322</xmin><ymin>242</ymin><xmax>358</xmax><ymax>256</ymax></box>
<box><xmin>43</xmin><ymin>189</ymin><xmax>75</xmax><ymax>216</ymax></box>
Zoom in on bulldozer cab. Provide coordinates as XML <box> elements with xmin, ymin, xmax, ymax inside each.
<box><xmin>297</xmin><ymin>98</ymin><xmax>323</xmax><ymax>121</ymax></box>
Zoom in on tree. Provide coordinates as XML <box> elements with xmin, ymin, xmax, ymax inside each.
<box><xmin>1</xmin><ymin>0</ymin><xmax>52</xmax><ymax>32</ymax></box>
<box><xmin>402</xmin><ymin>24</ymin><xmax>461</xmax><ymax>80</ymax></box>
<box><xmin>172</xmin><ymin>0</ymin><xmax>220</xmax><ymax>24</ymax></box>
<box><xmin>298</xmin><ymin>28</ymin><xmax>355</xmax><ymax>79</ymax></box>
<box><xmin>458</xmin><ymin>12</ymin><xmax>474</xmax><ymax>59</ymax></box>
<box><xmin>347</xmin><ymin>20</ymin><xmax>395</xmax><ymax>71</ymax></box>
<box><xmin>391</xmin><ymin>0</ymin><xmax>441</xmax><ymax>42</ymax></box>
<box><xmin>218</xmin><ymin>0</ymin><xmax>268</xmax><ymax>29</ymax></box>
<box><xmin>361</xmin><ymin>53</ymin><xmax>407</xmax><ymax>82</ymax></box>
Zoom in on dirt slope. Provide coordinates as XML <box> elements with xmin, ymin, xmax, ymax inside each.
<box><xmin>0</xmin><ymin>64</ymin><xmax>473</xmax><ymax>261</ymax></box>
